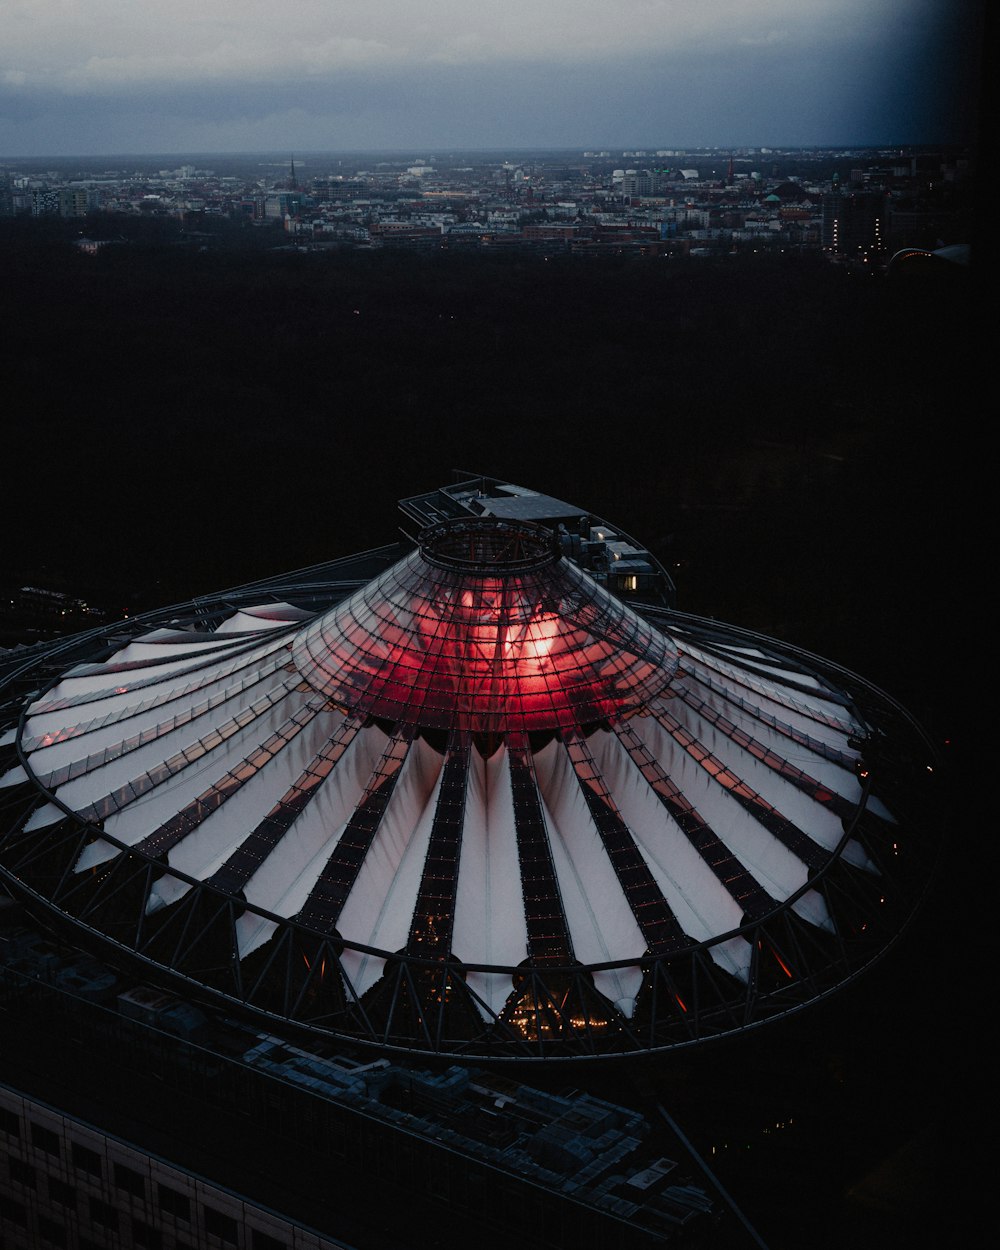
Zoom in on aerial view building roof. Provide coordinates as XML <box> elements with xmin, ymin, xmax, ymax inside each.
<box><xmin>0</xmin><ymin>478</ymin><xmax>940</xmax><ymax>1061</ymax></box>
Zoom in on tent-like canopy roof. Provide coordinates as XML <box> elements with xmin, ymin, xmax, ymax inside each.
<box><xmin>0</xmin><ymin>508</ymin><xmax>940</xmax><ymax>1061</ymax></box>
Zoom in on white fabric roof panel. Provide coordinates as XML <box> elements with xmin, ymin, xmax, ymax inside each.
<box><xmin>36</xmin><ymin>675</ymin><xmax>299</xmax><ymax>808</ymax></box>
<box><xmin>684</xmin><ymin>678</ymin><xmax>863</xmax><ymax>788</ymax></box>
<box><xmin>214</xmin><ymin>605</ymin><xmax>312</xmax><ymax>634</ymax></box>
<box><xmin>42</xmin><ymin>641</ymin><xmax>255</xmax><ymax>703</ymax></box>
<box><xmin>710</xmin><ymin>644</ymin><xmax>829</xmax><ymax>691</ymax></box>
<box><xmin>101</xmin><ymin>637</ymin><xmax>241</xmax><ymax>664</ymax></box>
<box><xmin>22</xmin><ymin>801</ymin><xmax>65</xmax><ymax>832</ymax></box>
<box><xmin>631</xmin><ymin>712</ymin><xmax>809</xmax><ymax>902</ymax></box>
<box><xmin>339</xmin><ymin>737</ymin><xmax>444</xmax><ymax>998</ymax></box>
<box><xmin>71</xmin><ymin>695</ymin><xmax>325</xmax><ymax>876</ymax></box>
<box><xmin>0</xmin><ymin>765</ymin><xmax>27</xmax><ymax>789</ymax></box>
<box><xmin>23</xmin><ymin>652</ymin><xmax>292</xmax><ymax>775</ymax></box>
<box><xmin>59</xmin><ymin>682</ymin><xmax>308</xmax><ymax>823</ymax></box>
<box><xmin>677</xmin><ymin>642</ymin><xmax>863</xmax><ymax>738</ymax></box>
<box><xmin>453</xmin><ymin>746</ymin><xmax>529</xmax><ymax>1017</ymax></box>
<box><xmin>682</xmin><ymin>665</ymin><xmax>862</xmax><ymax>757</ymax></box>
<box><xmin>666</xmin><ymin>698</ymin><xmax>849</xmax><ymax>854</ymax></box>
<box><xmin>24</xmin><ymin>633</ymin><xmax>292</xmax><ymax>741</ymax></box>
<box><xmin>237</xmin><ymin>722</ymin><xmax>392</xmax><ymax>948</ymax></box>
<box><xmin>534</xmin><ymin>740</ymin><xmax>646</xmax><ymax>1008</ymax></box>
<box><xmin>590</xmin><ymin>730</ymin><xmax>746</xmax><ymax>930</ymax></box>
<box><xmin>154</xmin><ymin>707</ymin><xmax>348</xmax><ymax>893</ymax></box>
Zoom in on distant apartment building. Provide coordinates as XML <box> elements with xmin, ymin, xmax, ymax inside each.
<box><xmin>29</xmin><ymin>188</ymin><xmax>60</xmax><ymax>217</ymax></box>
<box><xmin>58</xmin><ymin>188</ymin><xmax>89</xmax><ymax>218</ymax></box>
<box><xmin>368</xmin><ymin>222</ymin><xmax>442</xmax><ymax>249</ymax></box>
<box><xmin>621</xmin><ymin>170</ymin><xmax>658</xmax><ymax>199</ymax></box>
<box><xmin>264</xmin><ymin>192</ymin><xmax>306</xmax><ymax>221</ymax></box>
<box><xmin>13</xmin><ymin>185</ymin><xmax>92</xmax><ymax>218</ymax></box>
<box><xmin>521</xmin><ymin>223</ymin><xmax>587</xmax><ymax>244</ymax></box>
<box><xmin>821</xmin><ymin>190</ymin><xmax>885</xmax><ymax>258</ymax></box>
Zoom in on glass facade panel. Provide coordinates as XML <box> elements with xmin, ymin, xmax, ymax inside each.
<box><xmin>292</xmin><ymin>521</ymin><xmax>677</xmax><ymax>737</ymax></box>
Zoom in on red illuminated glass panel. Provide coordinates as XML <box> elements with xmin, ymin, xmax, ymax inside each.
<box><xmin>293</xmin><ymin>520</ymin><xmax>678</xmax><ymax>735</ymax></box>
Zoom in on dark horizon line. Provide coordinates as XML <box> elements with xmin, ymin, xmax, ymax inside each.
<box><xmin>1</xmin><ymin>140</ymin><xmax>976</xmax><ymax>164</ymax></box>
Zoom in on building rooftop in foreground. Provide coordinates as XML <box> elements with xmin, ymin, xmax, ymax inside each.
<box><xmin>0</xmin><ymin>478</ymin><xmax>941</xmax><ymax>1063</ymax></box>
<box><xmin>1</xmin><ymin>905</ymin><xmax>721</xmax><ymax>1249</ymax></box>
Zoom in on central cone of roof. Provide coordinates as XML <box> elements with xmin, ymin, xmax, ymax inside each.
<box><xmin>292</xmin><ymin>518</ymin><xmax>679</xmax><ymax>737</ymax></box>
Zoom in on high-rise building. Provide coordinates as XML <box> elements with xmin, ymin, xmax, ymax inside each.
<box><xmin>821</xmin><ymin>191</ymin><xmax>885</xmax><ymax>259</ymax></box>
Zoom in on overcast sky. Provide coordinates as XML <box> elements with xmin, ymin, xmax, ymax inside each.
<box><xmin>0</xmin><ymin>0</ymin><xmax>982</xmax><ymax>156</ymax></box>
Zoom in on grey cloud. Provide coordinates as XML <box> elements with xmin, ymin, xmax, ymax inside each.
<box><xmin>0</xmin><ymin>1</ymin><xmax>979</xmax><ymax>155</ymax></box>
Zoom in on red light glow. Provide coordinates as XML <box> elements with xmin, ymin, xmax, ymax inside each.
<box><xmin>292</xmin><ymin>525</ymin><xmax>678</xmax><ymax>738</ymax></box>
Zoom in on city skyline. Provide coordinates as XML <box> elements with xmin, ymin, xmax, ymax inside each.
<box><xmin>1</xmin><ymin>0</ymin><xmax>982</xmax><ymax>158</ymax></box>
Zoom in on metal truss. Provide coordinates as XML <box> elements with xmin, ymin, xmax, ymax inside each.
<box><xmin>0</xmin><ymin>579</ymin><xmax>943</xmax><ymax>1064</ymax></box>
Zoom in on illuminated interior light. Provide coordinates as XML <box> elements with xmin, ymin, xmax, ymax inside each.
<box><xmin>769</xmin><ymin>947</ymin><xmax>794</xmax><ymax>979</ymax></box>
